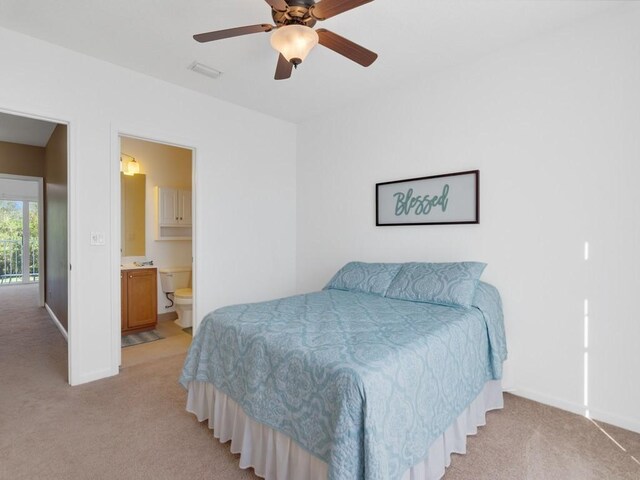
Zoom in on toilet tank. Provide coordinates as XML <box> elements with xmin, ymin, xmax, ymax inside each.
<box><xmin>159</xmin><ymin>267</ymin><xmax>191</xmax><ymax>293</ymax></box>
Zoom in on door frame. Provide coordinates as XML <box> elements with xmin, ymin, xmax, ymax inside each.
<box><xmin>110</xmin><ymin>124</ymin><xmax>197</xmax><ymax>370</ymax></box>
<box><xmin>0</xmin><ymin>105</ymin><xmax>75</xmax><ymax>384</ymax></box>
<box><xmin>0</xmin><ymin>173</ymin><xmax>44</xmax><ymax>302</ymax></box>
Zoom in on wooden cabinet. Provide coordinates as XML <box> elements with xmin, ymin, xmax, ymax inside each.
<box><xmin>121</xmin><ymin>267</ymin><xmax>157</xmax><ymax>336</ymax></box>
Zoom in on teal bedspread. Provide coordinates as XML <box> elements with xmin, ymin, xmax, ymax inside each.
<box><xmin>180</xmin><ymin>282</ymin><xmax>506</xmax><ymax>480</ymax></box>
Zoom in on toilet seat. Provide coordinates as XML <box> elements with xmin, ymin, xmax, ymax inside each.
<box><xmin>175</xmin><ymin>288</ymin><xmax>192</xmax><ymax>300</ymax></box>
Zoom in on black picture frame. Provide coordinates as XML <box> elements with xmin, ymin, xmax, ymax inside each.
<box><xmin>376</xmin><ymin>170</ymin><xmax>480</xmax><ymax>226</ymax></box>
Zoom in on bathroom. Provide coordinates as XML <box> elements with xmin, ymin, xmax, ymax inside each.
<box><xmin>119</xmin><ymin>135</ymin><xmax>194</xmax><ymax>365</ymax></box>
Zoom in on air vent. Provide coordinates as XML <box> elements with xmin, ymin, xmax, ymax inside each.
<box><xmin>188</xmin><ymin>61</ymin><xmax>223</xmax><ymax>80</ymax></box>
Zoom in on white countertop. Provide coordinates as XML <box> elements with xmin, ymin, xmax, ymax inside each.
<box><xmin>120</xmin><ymin>264</ymin><xmax>157</xmax><ymax>270</ymax></box>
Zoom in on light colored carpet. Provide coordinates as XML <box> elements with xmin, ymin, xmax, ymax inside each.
<box><xmin>1</xmin><ymin>284</ymin><xmax>639</xmax><ymax>480</ymax></box>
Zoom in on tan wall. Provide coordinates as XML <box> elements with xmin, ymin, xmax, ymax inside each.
<box><xmin>0</xmin><ymin>141</ymin><xmax>45</xmax><ymax>177</ymax></box>
<box><xmin>45</xmin><ymin>124</ymin><xmax>68</xmax><ymax>330</ymax></box>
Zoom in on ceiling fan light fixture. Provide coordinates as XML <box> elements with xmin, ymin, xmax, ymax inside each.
<box><xmin>270</xmin><ymin>25</ymin><xmax>319</xmax><ymax>66</ymax></box>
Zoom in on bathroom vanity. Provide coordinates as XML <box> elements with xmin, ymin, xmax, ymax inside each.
<box><xmin>121</xmin><ymin>267</ymin><xmax>157</xmax><ymax>335</ymax></box>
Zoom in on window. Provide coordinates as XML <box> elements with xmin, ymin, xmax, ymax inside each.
<box><xmin>0</xmin><ymin>199</ymin><xmax>39</xmax><ymax>284</ymax></box>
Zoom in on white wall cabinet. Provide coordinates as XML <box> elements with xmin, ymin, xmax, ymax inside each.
<box><xmin>158</xmin><ymin>187</ymin><xmax>191</xmax><ymax>226</ymax></box>
<box><xmin>178</xmin><ymin>189</ymin><xmax>192</xmax><ymax>225</ymax></box>
<box><xmin>155</xmin><ymin>187</ymin><xmax>192</xmax><ymax>240</ymax></box>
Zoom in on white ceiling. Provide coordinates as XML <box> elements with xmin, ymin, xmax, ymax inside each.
<box><xmin>0</xmin><ymin>0</ymin><xmax>629</xmax><ymax>123</ymax></box>
<box><xmin>0</xmin><ymin>178</ymin><xmax>39</xmax><ymax>199</ymax></box>
<box><xmin>0</xmin><ymin>111</ymin><xmax>57</xmax><ymax>147</ymax></box>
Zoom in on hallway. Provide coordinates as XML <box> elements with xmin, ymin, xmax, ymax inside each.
<box><xmin>0</xmin><ymin>284</ymin><xmax>67</xmax><ymax>383</ymax></box>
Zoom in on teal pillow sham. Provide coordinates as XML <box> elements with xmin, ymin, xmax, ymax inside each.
<box><xmin>385</xmin><ymin>262</ymin><xmax>487</xmax><ymax>307</ymax></box>
<box><xmin>325</xmin><ymin>262</ymin><xmax>402</xmax><ymax>296</ymax></box>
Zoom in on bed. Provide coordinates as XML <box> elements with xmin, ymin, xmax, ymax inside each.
<box><xmin>180</xmin><ymin>262</ymin><xmax>507</xmax><ymax>480</ymax></box>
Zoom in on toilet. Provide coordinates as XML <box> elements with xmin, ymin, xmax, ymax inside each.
<box><xmin>159</xmin><ymin>267</ymin><xmax>193</xmax><ymax>328</ymax></box>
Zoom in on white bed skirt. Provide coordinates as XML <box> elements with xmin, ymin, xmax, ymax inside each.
<box><xmin>185</xmin><ymin>379</ymin><xmax>503</xmax><ymax>480</ymax></box>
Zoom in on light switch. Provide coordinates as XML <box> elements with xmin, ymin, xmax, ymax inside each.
<box><xmin>90</xmin><ymin>232</ymin><xmax>106</xmax><ymax>246</ymax></box>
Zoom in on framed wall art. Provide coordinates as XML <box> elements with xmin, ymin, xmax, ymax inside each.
<box><xmin>376</xmin><ymin>170</ymin><xmax>479</xmax><ymax>226</ymax></box>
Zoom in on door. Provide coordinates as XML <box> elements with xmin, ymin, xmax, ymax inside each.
<box><xmin>158</xmin><ymin>187</ymin><xmax>178</xmax><ymax>226</ymax></box>
<box><xmin>125</xmin><ymin>269</ymin><xmax>157</xmax><ymax>331</ymax></box>
<box><xmin>179</xmin><ymin>190</ymin><xmax>192</xmax><ymax>225</ymax></box>
<box><xmin>120</xmin><ymin>271</ymin><xmax>127</xmax><ymax>331</ymax></box>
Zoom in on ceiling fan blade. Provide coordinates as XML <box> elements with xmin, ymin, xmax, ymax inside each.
<box><xmin>310</xmin><ymin>0</ymin><xmax>373</xmax><ymax>20</ymax></box>
<box><xmin>275</xmin><ymin>53</ymin><xmax>293</xmax><ymax>80</ymax></box>
<box><xmin>193</xmin><ymin>24</ymin><xmax>273</xmax><ymax>43</ymax></box>
<box><xmin>317</xmin><ymin>29</ymin><xmax>377</xmax><ymax>67</ymax></box>
<box><xmin>264</xmin><ymin>0</ymin><xmax>288</xmax><ymax>11</ymax></box>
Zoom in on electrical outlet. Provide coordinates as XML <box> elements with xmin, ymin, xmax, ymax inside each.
<box><xmin>90</xmin><ymin>232</ymin><xmax>106</xmax><ymax>246</ymax></box>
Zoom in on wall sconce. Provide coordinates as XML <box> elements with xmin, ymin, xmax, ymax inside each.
<box><xmin>121</xmin><ymin>153</ymin><xmax>140</xmax><ymax>176</ymax></box>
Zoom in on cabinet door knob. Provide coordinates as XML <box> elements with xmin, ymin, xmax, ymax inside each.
<box><xmin>129</xmin><ymin>275</ymin><xmax>133</xmax><ymax>278</ymax></box>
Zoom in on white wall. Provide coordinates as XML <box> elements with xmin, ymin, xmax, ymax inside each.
<box><xmin>120</xmin><ymin>137</ymin><xmax>192</xmax><ymax>313</ymax></box>
<box><xmin>296</xmin><ymin>7</ymin><xmax>640</xmax><ymax>433</ymax></box>
<box><xmin>0</xmin><ymin>27</ymin><xmax>297</xmax><ymax>385</ymax></box>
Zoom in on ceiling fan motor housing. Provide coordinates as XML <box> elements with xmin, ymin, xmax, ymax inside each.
<box><xmin>271</xmin><ymin>0</ymin><xmax>319</xmax><ymax>27</ymax></box>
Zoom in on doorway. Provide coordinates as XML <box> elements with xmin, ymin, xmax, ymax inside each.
<box><xmin>116</xmin><ymin>135</ymin><xmax>195</xmax><ymax>368</ymax></box>
<box><xmin>0</xmin><ymin>109</ymin><xmax>69</xmax><ymax>381</ymax></box>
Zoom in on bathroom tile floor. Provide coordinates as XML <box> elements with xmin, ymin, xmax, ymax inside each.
<box><xmin>121</xmin><ymin>316</ymin><xmax>192</xmax><ymax>368</ymax></box>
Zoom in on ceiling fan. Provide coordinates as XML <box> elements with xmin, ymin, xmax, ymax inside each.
<box><xmin>193</xmin><ymin>0</ymin><xmax>378</xmax><ymax>80</ymax></box>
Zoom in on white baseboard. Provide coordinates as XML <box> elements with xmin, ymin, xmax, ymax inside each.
<box><xmin>587</xmin><ymin>407</ymin><xmax>640</xmax><ymax>435</ymax></box>
<box><xmin>70</xmin><ymin>366</ymin><xmax>119</xmax><ymax>386</ymax></box>
<box><xmin>45</xmin><ymin>303</ymin><xmax>68</xmax><ymax>341</ymax></box>
<box><xmin>512</xmin><ymin>388</ymin><xmax>640</xmax><ymax>434</ymax></box>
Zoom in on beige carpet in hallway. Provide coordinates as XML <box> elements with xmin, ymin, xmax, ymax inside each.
<box><xmin>1</xmin><ymin>284</ymin><xmax>639</xmax><ymax>480</ymax></box>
